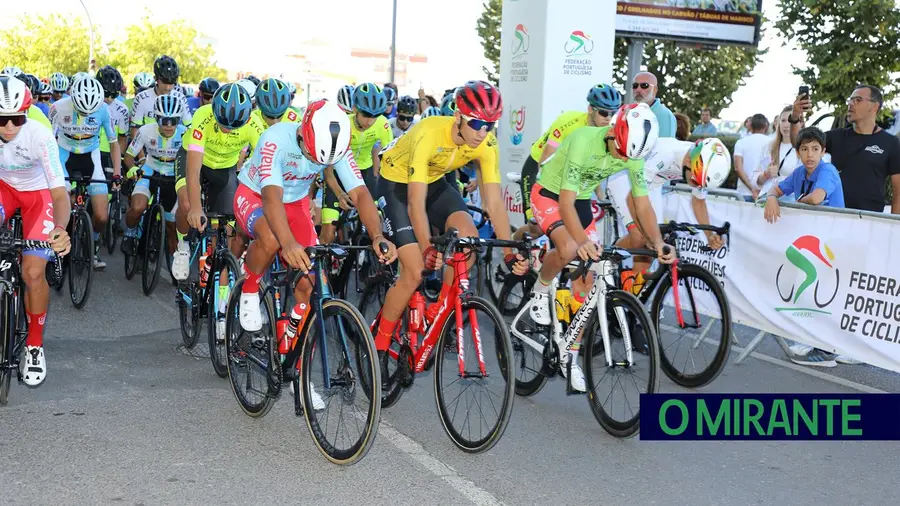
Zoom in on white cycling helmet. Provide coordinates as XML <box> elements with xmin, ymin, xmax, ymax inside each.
<box><xmin>421</xmin><ymin>106</ymin><xmax>442</xmax><ymax>118</ymax></box>
<box><xmin>70</xmin><ymin>77</ymin><xmax>104</xmax><ymax>115</ymax></box>
<box><xmin>39</xmin><ymin>82</ymin><xmax>52</xmax><ymax>96</ymax></box>
<box><xmin>336</xmin><ymin>84</ymin><xmax>355</xmax><ymax>113</ymax></box>
<box><xmin>50</xmin><ymin>72</ymin><xmax>69</xmax><ymax>92</ymax></box>
<box><xmin>134</xmin><ymin>72</ymin><xmax>155</xmax><ymax>90</ymax></box>
<box><xmin>689</xmin><ymin>137</ymin><xmax>731</xmax><ymax>189</ymax></box>
<box><xmin>1</xmin><ymin>66</ymin><xmax>23</xmax><ymax>77</ymax></box>
<box><xmin>610</xmin><ymin>102</ymin><xmax>659</xmax><ymax>160</ymax></box>
<box><xmin>236</xmin><ymin>79</ymin><xmax>256</xmax><ymax>100</ymax></box>
<box><xmin>300</xmin><ymin>99</ymin><xmax>352</xmax><ymax>165</ymax></box>
<box><xmin>71</xmin><ymin>72</ymin><xmax>91</xmax><ymax>83</ymax></box>
<box><xmin>0</xmin><ymin>77</ymin><xmax>32</xmax><ymax>114</ymax></box>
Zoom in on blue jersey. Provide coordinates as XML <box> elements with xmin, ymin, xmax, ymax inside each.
<box><xmin>126</xmin><ymin>123</ymin><xmax>186</xmax><ymax>177</ymax></box>
<box><xmin>35</xmin><ymin>102</ymin><xmax>50</xmax><ymax>118</ymax></box>
<box><xmin>49</xmin><ymin>98</ymin><xmax>115</xmax><ymax>154</ymax></box>
<box><xmin>186</xmin><ymin>96</ymin><xmax>202</xmax><ymax>115</ymax></box>
<box><xmin>238</xmin><ymin>122</ymin><xmax>364</xmax><ymax>203</ymax></box>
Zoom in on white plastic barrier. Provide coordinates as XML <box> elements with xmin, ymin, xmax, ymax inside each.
<box><xmin>663</xmin><ymin>187</ymin><xmax>900</xmax><ymax>374</ymax></box>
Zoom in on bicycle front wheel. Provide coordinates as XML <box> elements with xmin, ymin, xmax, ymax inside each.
<box><xmin>434</xmin><ymin>295</ymin><xmax>514</xmax><ymax>453</ymax></box>
<box><xmin>0</xmin><ymin>291</ymin><xmax>13</xmax><ymax>406</ymax></box>
<box><xmin>301</xmin><ymin>299</ymin><xmax>381</xmax><ymax>465</ymax></box>
<box><xmin>225</xmin><ymin>279</ymin><xmax>277</xmax><ymax>417</ymax></box>
<box><xmin>68</xmin><ymin>209</ymin><xmax>94</xmax><ymax>309</ymax></box>
<box><xmin>141</xmin><ymin>204</ymin><xmax>166</xmax><ymax>295</ymax></box>
<box><xmin>209</xmin><ymin>252</ymin><xmax>241</xmax><ymax>378</ymax></box>
<box><xmin>106</xmin><ymin>192</ymin><xmax>121</xmax><ymax>255</ymax></box>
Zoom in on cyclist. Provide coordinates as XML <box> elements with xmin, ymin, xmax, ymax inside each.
<box><xmin>187</xmin><ymin>77</ymin><xmax>219</xmax><ymax>114</ymax></box>
<box><xmin>235</xmin><ymin>99</ymin><xmax>397</xmax><ymax>339</ymax></box>
<box><xmin>1</xmin><ymin>66</ymin><xmax>23</xmax><ymax>78</ymax></box>
<box><xmin>250</xmin><ymin>78</ymin><xmax>300</xmax><ymax>129</ymax></box>
<box><xmin>383</xmin><ymin>85</ymin><xmax>398</xmax><ymax>119</ymax></box>
<box><xmin>373</xmin><ymin>80</ymin><xmax>527</xmax><ymax>359</ymax></box>
<box><xmin>19</xmin><ymin>75</ymin><xmax>48</xmax><ymax>118</ymax></box>
<box><xmin>320</xmin><ymin>82</ymin><xmax>393</xmax><ymax>244</ymax></box>
<box><xmin>12</xmin><ymin>74</ymin><xmax>52</xmax><ymax>130</ymax></box>
<box><xmin>390</xmin><ymin>95</ymin><xmax>418</xmax><ymax>137</ymax></box>
<box><xmin>50</xmin><ymin>72</ymin><xmax>69</xmax><ymax>103</ymax></box>
<box><xmin>439</xmin><ymin>93</ymin><xmax>457</xmax><ymax>117</ymax></box>
<box><xmin>526</xmin><ymin>103</ymin><xmax>672</xmax><ymax>391</ymax></box>
<box><xmin>121</xmin><ymin>95</ymin><xmax>186</xmax><ymax>257</ymax></box>
<box><xmin>49</xmin><ymin>76</ymin><xmax>121</xmax><ymax>270</ymax></box>
<box><xmin>421</xmin><ymin>106</ymin><xmax>442</xmax><ymax>118</ymax></box>
<box><xmin>37</xmin><ymin>82</ymin><xmax>53</xmax><ymax>110</ymax></box>
<box><xmin>236</xmin><ymin>79</ymin><xmax>257</xmax><ymax>111</ymax></box>
<box><xmin>336</xmin><ymin>84</ymin><xmax>355</xmax><ymax>113</ymax></box>
<box><xmin>171</xmin><ymin>83</ymin><xmax>264</xmax><ymax>280</ymax></box>
<box><xmin>96</xmin><ymin>66</ymin><xmax>129</xmax><ymax>179</ymax></box>
<box><xmin>608</xmin><ymin>136</ymin><xmax>731</xmax><ymax>293</ymax></box>
<box><xmin>286</xmin><ymin>82</ymin><xmax>301</xmax><ymax>114</ymax></box>
<box><xmin>0</xmin><ymin>77</ymin><xmax>72</xmax><ymax>387</ymax></box>
<box><xmin>130</xmin><ymin>56</ymin><xmax>191</xmax><ymax>139</ymax></box>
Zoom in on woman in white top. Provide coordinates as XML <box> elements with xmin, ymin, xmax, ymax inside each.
<box><xmin>753</xmin><ymin>106</ymin><xmax>802</xmax><ymax>196</ymax></box>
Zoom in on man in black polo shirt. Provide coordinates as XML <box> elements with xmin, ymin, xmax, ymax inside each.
<box><xmin>791</xmin><ymin>84</ymin><xmax>900</xmax><ymax>213</ymax></box>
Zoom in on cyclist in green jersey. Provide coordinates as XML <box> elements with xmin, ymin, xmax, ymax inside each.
<box><xmin>527</xmin><ymin>103</ymin><xmax>674</xmax><ymax>391</ymax></box>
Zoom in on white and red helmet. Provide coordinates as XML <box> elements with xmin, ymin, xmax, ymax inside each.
<box><xmin>0</xmin><ymin>76</ymin><xmax>32</xmax><ymax>114</ymax></box>
<box><xmin>689</xmin><ymin>137</ymin><xmax>731</xmax><ymax>189</ymax></box>
<box><xmin>611</xmin><ymin>102</ymin><xmax>659</xmax><ymax>159</ymax></box>
<box><xmin>455</xmin><ymin>80</ymin><xmax>502</xmax><ymax>122</ymax></box>
<box><xmin>300</xmin><ymin>99</ymin><xmax>352</xmax><ymax>165</ymax></box>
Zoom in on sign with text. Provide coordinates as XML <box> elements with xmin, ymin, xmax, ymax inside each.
<box><xmin>615</xmin><ymin>0</ymin><xmax>763</xmax><ymax>47</ymax></box>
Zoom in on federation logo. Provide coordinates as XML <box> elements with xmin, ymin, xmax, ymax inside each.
<box><xmin>512</xmin><ymin>24</ymin><xmax>530</xmax><ymax>57</ymax></box>
<box><xmin>775</xmin><ymin>235</ymin><xmax>840</xmax><ymax>317</ymax></box>
<box><xmin>564</xmin><ymin>30</ymin><xmax>594</xmax><ymax>55</ymax></box>
<box><xmin>509</xmin><ymin>106</ymin><xmax>526</xmax><ymax>146</ymax></box>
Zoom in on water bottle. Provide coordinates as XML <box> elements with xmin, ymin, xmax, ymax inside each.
<box><xmin>280</xmin><ymin>303</ymin><xmax>308</xmax><ymax>354</ymax></box>
<box><xmin>199</xmin><ymin>254</ymin><xmax>210</xmax><ymax>287</ymax></box>
<box><xmin>409</xmin><ymin>291</ymin><xmax>426</xmax><ymax>332</ymax></box>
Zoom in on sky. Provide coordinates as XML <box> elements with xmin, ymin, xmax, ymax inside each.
<box><xmin>0</xmin><ymin>0</ymin><xmax>824</xmax><ymax>121</ymax></box>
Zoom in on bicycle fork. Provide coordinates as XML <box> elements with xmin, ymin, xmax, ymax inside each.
<box><xmin>451</xmin><ymin>253</ymin><xmax>487</xmax><ymax>378</ymax></box>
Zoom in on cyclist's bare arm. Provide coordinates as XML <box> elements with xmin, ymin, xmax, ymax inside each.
<box><xmin>49</xmin><ymin>187</ymin><xmax>71</xmax><ymax>230</ymax></box>
<box><xmin>185</xmin><ymin>150</ymin><xmax>204</xmax><ymax>210</ymax></box>
<box><xmin>347</xmin><ymin>185</ymin><xmax>385</xmax><ymax>242</ymax></box>
<box><xmin>371</xmin><ymin>145</ymin><xmax>382</xmax><ymax>178</ymax></box>
<box><xmin>538</xmin><ymin>143</ymin><xmax>558</xmax><ymax>164</ymax></box>
<box><xmin>260</xmin><ymin>185</ymin><xmax>296</xmax><ymax>248</ymax></box>
<box><xmin>632</xmin><ymin>195</ymin><xmax>665</xmax><ymax>249</ymax></box>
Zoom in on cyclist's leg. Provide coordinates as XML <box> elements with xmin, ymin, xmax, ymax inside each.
<box><xmin>319</xmin><ymin>176</ymin><xmax>345</xmax><ymax>244</ymax></box>
<box><xmin>171</xmin><ymin>148</ymin><xmax>194</xmax><ymax>280</ymax></box>
<box><xmin>160</xmin><ymin>180</ymin><xmax>179</xmax><ymax>256</ymax></box>
<box><xmin>426</xmin><ymin>177</ymin><xmax>474</xmax><ymax>315</ymax></box>
<box><xmin>122</xmin><ymin>177</ymin><xmax>150</xmax><ymax>255</ymax></box>
<box><xmin>608</xmin><ymin>171</ymin><xmax>648</xmax><ymax>292</ymax></box>
<box><xmin>234</xmin><ymin>184</ymin><xmax>273</xmax><ymax>331</ymax></box>
<box><xmin>87</xmin><ymin>149</ymin><xmax>109</xmax><ymax>244</ymax></box>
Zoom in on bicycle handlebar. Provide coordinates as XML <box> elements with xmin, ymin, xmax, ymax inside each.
<box><xmin>0</xmin><ymin>236</ymin><xmax>54</xmax><ymax>252</ymax></box>
<box><xmin>564</xmin><ymin>246</ymin><xmax>661</xmax><ymax>281</ymax></box>
<box><xmin>660</xmin><ymin>220</ymin><xmax>730</xmax><ymax>236</ymax></box>
<box><xmin>431</xmin><ymin>228</ymin><xmax>532</xmax><ymax>256</ymax></box>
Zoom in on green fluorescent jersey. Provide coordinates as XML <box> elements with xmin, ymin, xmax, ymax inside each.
<box><xmin>536</xmin><ymin>126</ymin><xmax>647</xmax><ymax>200</ymax></box>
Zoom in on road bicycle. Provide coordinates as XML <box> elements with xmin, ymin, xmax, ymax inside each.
<box><xmin>0</xmin><ymin>212</ymin><xmax>59</xmax><ymax>405</ymax></box>
<box><xmin>224</xmin><ymin>243</ymin><xmax>382</xmax><ymax>465</ymax></box>
<box><xmin>123</xmin><ymin>174</ymin><xmax>176</xmax><ymax>295</ymax></box>
<box><xmin>104</xmin><ymin>184</ymin><xmax>126</xmax><ymax>255</ymax></box>
<box><xmin>358</xmin><ymin>228</ymin><xmax>521</xmax><ymax>453</ymax></box>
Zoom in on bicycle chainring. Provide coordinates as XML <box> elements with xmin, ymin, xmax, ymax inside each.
<box><xmin>397</xmin><ymin>344</ymin><xmax>415</xmax><ymax>388</ymax></box>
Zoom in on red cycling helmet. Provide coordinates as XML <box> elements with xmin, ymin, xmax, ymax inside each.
<box><xmin>455</xmin><ymin>80</ymin><xmax>502</xmax><ymax>122</ymax></box>
<box><xmin>610</xmin><ymin>103</ymin><xmax>659</xmax><ymax>159</ymax></box>
<box><xmin>0</xmin><ymin>77</ymin><xmax>32</xmax><ymax>114</ymax></box>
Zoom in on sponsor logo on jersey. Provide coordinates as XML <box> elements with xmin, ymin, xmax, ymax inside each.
<box><xmin>150</xmin><ymin>139</ymin><xmax>157</xmax><ymax>147</ymax></box>
<box><xmin>553</xmin><ymin>128</ymin><xmax>562</xmax><ymax>139</ymax></box>
<box><xmin>192</xmin><ymin>130</ymin><xmax>203</xmax><ymax>141</ymax></box>
<box><xmin>258</xmin><ymin>141</ymin><xmax>278</xmax><ymax>180</ymax></box>
<box><xmin>287</xmin><ymin>111</ymin><xmax>297</xmax><ymax>122</ymax></box>
<box><xmin>865</xmin><ymin>145</ymin><xmax>885</xmax><ymax>155</ymax></box>
<box><xmin>63</xmin><ymin>116</ymin><xmax>71</xmax><ymax>123</ymax></box>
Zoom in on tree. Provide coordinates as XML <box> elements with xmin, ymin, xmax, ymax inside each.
<box><xmin>0</xmin><ymin>14</ymin><xmax>102</xmax><ymax>75</ymax></box>
<box><xmin>476</xmin><ymin>0</ymin><xmax>502</xmax><ymax>86</ymax></box>
<box><xmin>775</xmin><ymin>0</ymin><xmax>900</xmax><ymax>116</ymax></box>
<box><xmin>105</xmin><ymin>15</ymin><xmax>226</xmax><ymax>83</ymax></box>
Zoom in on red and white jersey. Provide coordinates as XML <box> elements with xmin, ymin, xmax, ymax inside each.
<box><xmin>0</xmin><ymin>120</ymin><xmax>66</xmax><ymax>191</ymax></box>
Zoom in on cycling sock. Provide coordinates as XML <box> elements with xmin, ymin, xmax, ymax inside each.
<box><xmin>242</xmin><ymin>266</ymin><xmax>262</xmax><ymax>294</ymax></box>
<box><xmin>534</xmin><ymin>276</ymin><xmax>553</xmax><ymax>294</ymax></box>
<box><xmin>25</xmin><ymin>311</ymin><xmax>46</xmax><ymax>347</ymax></box>
<box><xmin>570</xmin><ymin>343</ymin><xmax>580</xmax><ymax>363</ymax></box>
<box><xmin>177</xmin><ymin>231</ymin><xmax>186</xmax><ymax>242</ymax></box>
<box><xmin>375</xmin><ymin>317</ymin><xmax>398</xmax><ymax>351</ymax></box>
<box><xmin>218</xmin><ymin>285</ymin><xmax>229</xmax><ymax>313</ymax></box>
<box><xmin>93</xmin><ymin>231</ymin><xmax>100</xmax><ymax>242</ymax></box>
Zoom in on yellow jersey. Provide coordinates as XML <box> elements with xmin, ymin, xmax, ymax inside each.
<box><xmin>349</xmin><ymin>114</ymin><xmax>393</xmax><ymax>170</ymax></box>
<box><xmin>251</xmin><ymin>108</ymin><xmax>301</xmax><ymax>131</ymax></box>
<box><xmin>379</xmin><ymin>116</ymin><xmax>500</xmax><ymax>185</ymax></box>
<box><xmin>530</xmin><ymin>111</ymin><xmax>588</xmax><ymax>162</ymax></box>
<box><xmin>182</xmin><ymin>104</ymin><xmax>264</xmax><ymax>169</ymax></box>
<box><xmin>27</xmin><ymin>105</ymin><xmax>51</xmax><ymax>129</ymax></box>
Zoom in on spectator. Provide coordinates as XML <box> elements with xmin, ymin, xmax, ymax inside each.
<box><xmin>692</xmin><ymin>107</ymin><xmax>717</xmax><ymax>137</ymax></box>
<box><xmin>753</xmin><ymin>106</ymin><xmax>801</xmax><ymax>196</ymax></box>
<box><xmin>732</xmin><ymin>113</ymin><xmax>770</xmax><ymax>200</ymax></box>
<box><xmin>791</xmin><ymin>84</ymin><xmax>900</xmax><ymax>214</ymax></box>
<box><xmin>631</xmin><ymin>71</ymin><xmax>677</xmax><ymax>137</ymax></box>
<box><xmin>764</xmin><ymin>126</ymin><xmax>845</xmax><ymax>368</ymax></box>
<box><xmin>738</xmin><ymin>116</ymin><xmax>752</xmax><ymax>137</ymax></box>
<box><xmin>674</xmin><ymin>112</ymin><xmax>691</xmax><ymax>141</ymax></box>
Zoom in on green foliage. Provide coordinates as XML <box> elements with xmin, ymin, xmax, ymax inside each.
<box><xmin>0</xmin><ymin>14</ymin><xmax>101</xmax><ymax>75</ymax></box>
<box><xmin>775</xmin><ymin>0</ymin><xmax>900</xmax><ymax>115</ymax></box>
<box><xmin>476</xmin><ymin>0</ymin><xmax>502</xmax><ymax>86</ymax></box>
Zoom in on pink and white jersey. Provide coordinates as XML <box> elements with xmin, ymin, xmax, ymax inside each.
<box><xmin>0</xmin><ymin>120</ymin><xmax>66</xmax><ymax>191</ymax></box>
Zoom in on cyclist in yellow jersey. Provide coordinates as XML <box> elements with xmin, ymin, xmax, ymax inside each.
<box><xmin>170</xmin><ymin>83</ymin><xmax>263</xmax><ymax>280</ymax></box>
<box><xmin>372</xmin><ymin>81</ymin><xmax>528</xmax><ymax>363</ymax></box>
<box><xmin>250</xmin><ymin>78</ymin><xmax>300</xmax><ymax>131</ymax></box>
<box><xmin>320</xmin><ymin>82</ymin><xmax>393</xmax><ymax>244</ymax></box>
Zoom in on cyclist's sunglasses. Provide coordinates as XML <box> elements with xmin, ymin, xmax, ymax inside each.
<box><xmin>158</xmin><ymin>117</ymin><xmax>179</xmax><ymax>127</ymax></box>
<box><xmin>201</xmin><ymin>93</ymin><xmax>214</xmax><ymax>101</ymax></box>
<box><xmin>632</xmin><ymin>82</ymin><xmax>655</xmax><ymax>90</ymax></box>
<box><xmin>358</xmin><ymin>110</ymin><xmax>380</xmax><ymax>119</ymax></box>
<box><xmin>462</xmin><ymin>115</ymin><xmax>496</xmax><ymax>132</ymax></box>
<box><xmin>157</xmin><ymin>77</ymin><xmax>177</xmax><ymax>86</ymax></box>
<box><xmin>591</xmin><ymin>107</ymin><xmax>616</xmax><ymax>118</ymax></box>
<box><xmin>0</xmin><ymin>115</ymin><xmax>27</xmax><ymax>127</ymax></box>
<box><xmin>398</xmin><ymin>114</ymin><xmax>415</xmax><ymax>122</ymax></box>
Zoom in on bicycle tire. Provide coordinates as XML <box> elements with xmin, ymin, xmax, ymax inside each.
<box><xmin>301</xmin><ymin>299</ymin><xmax>381</xmax><ymax>465</ymax></box>
<box><xmin>141</xmin><ymin>204</ymin><xmax>166</xmax><ymax>295</ymax></box>
<box><xmin>433</xmin><ymin>295</ymin><xmax>515</xmax><ymax>453</ymax></box>
<box><xmin>106</xmin><ymin>192</ymin><xmax>120</xmax><ymax>255</ymax></box>
<box><xmin>650</xmin><ymin>262</ymin><xmax>732</xmax><ymax>388</ymax></box>
<box><xmin>583</xmin><ymin>290</ymin><xmax>660</xmax><ymax>438</ymax></box>
<box><xmin>497</xmin><ymin>275</ymin><xmax>548</xmax><ymax>397</ymax></box>
<box><xmin>0</xmin><ymin>291</ymin><xmax>12</xmax><ymax>406</ymax></box>
<box><xmin>497</xmin><ymin>273</ymin><xmax>534</xmax><ymax>317</ymax></box>
<box><xmin>124</xmin><ymin>248</ymin><xmax>138</xmax><ymax>280</ymax></box>
<box><xmin>68</xmin><ymin>209</ymin><xmax>94</xmax><ymax>309</ymax></box>
<box><xmin>357</xmin><ymin>278</ymin><xmax>405</xmax><ymax>408</ymax></box>
<box><xmin>225</xmin><ymin>279</ymin><xmax>277</xmax><ymax>417</ymax></box>
<box><xmin>209</xmin><ymin>252</ymin><xmax>240</xmax><ymax>378</ymax></box>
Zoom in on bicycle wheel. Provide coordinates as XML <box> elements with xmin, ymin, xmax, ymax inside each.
<box><xmin>225</xmin><ymin>279</ymin><xmax>277</xmax><ymax>417</ymax></box>
<box><xmin>177</xmin><ymin>249</ymin><xmax>203</xmax><ymax>348</ymax></box>
<box><xmin>0</xmin><ymin>292</ymin><xmax>12</xmax><ymax>406</ymax></box>
<box><xmin>209</xmin><ymin>252</ymin><xmax>241</xmax><ymax>378</ymax></box>
<box><xmin>497</xmin><ymin>273</ymin><xmax>534</xmax><ymax>317</ymax></box>
<box><xmin>498</xmin><ymin>276</ymin><xmax>547</xmax><ymax>397</ymax></box>
<box><xmin>300</xmin><ymin>299</ymin><xmax>381</xmax><ymax>465</ymax></box>
<box><xmin>141</xmin><ymin>204</ymin><xmax>165</xmax><ymax>295</ymax></box>
<box><xmin>434</xmin><ymin>295</ymin><xmax>515</xmax><ymax>453</ymax></box>
<box><xmin>106</xmin><ymin>191</ymin><xmax>121</xmax><ymax>255</ymax></box>
<box><xmin>583</xmin><ymin>290</ymin><xmax>660</xmax><ymax>438</ymax></box>
<box><xmin>357</xmin><ymin>277</ymin><xmax>405</xmax><ymax>408</ymax></box>
<box><xmin>485</xmin><ymin>246</ymin><xmax>508</xmax><ymax>305</ymax></box>
<box><xmin>651</xmin><ymin>262</ymin><xmax>732</xmax><ymax>388</ymax></box>
<box><xmin>68</xmin><ymin>209</ymin><xmax>94</xmax><ymax>309</ymax></box>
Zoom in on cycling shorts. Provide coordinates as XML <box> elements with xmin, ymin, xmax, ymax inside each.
<box><xmin>376</xmin><ymin>175</ymin><xmax>468</xmax><ymax>248</ymax></box>
<box><xmin>60</xmin><ymin>149</ymin><xmax>106</xmax><ymax>197</ymax></box>
<box><xmin>530</xmin><ymin>183</ymin><xmax>598</xmax><ymax>244</ymax></box>
<box><xmin>173</xmin><ymin>147</ymin><xmax>237</xmax><ymax>215</ymax></box>
<box><xmin>0</xmin><ymin>180</ymin><xmax>54</xmax><ymax>259</ymax></box>
<box><xmin>133</xmin><ymin>175</ymin><xmax>179</xmax><ymax>221</ymax></box>
<box><xmin>606</xmin><ymin>171</ymin><xmax>663</xmax><ymax>237</ymax></box>
<box><xmin>321</xmin><ymin>167</ymin><xmax>376</xmax><ymax>224</ymax></box>
<box><xmin>234</xmin><ymin>184</ymin><xmax>317</xmax><ymax>247</ymax></box>
<box><xmin>520</xmin><ymin>157</ymin><xmax>539</xmax><ymax>221</ymax></box>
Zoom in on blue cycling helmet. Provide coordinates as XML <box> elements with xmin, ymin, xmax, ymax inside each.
<box><xmin>256</xmin><ymin>78</ymin><xmax>292</xmax><ymax>118</ymax></box>
<box><xmin>154</xmin><ymin>94</ymin><xmax>184</xmax><ymax>119</ymax></box>
<box><xmin>440</xmin><ymin>93</ymin><xmax>457</xmax><ymax>116</ymax></box>
<box><xmin>211</xmin><ymin>83</ymin><xmax>252</xmax><ymax>128</ymax></box>
<box><xmin>422</xmin><ymin>106</ymin><xmax>443</xmax><ymax>118</ymax></box>
<box><xmin>353</xmin><ymin>82</ymin><xmax>387</xmax><ymax>116</ymax></box>
<box><xmin>383</xmin><ymin>86</ymin><xmax>397</xmax><ymax>104</ymax></box>
<box><xmin>198</xmin><ymin>77</ymin><xmax>220</xmax><ymax>96</ymax></box>
<box><xmin>587</xmin><ymin>83</ymin><xmax>622</xmax><ymax>110</ymax></box>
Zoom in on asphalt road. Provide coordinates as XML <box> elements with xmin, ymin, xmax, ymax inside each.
<box><xmin>1</xmin><ymin>251</ymin><xmax>898</xmax><ymax>506</ymax></box>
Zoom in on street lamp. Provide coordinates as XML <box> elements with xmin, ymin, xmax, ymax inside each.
<box><xmin>389</xmin><ymin>0</ymin><xmax>397</xmax><ymax>84</ymax></box>
<box><xmin>78</xmin><ymin>0</ymin><xmax>95</xmax><ymax>72</ymax></box>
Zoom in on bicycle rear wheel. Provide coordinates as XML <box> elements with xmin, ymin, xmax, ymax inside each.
<box><xmin>651</xmin><ymin>262</ymin><xmax>732</xmax><ymax>388</ymax></box>
<box><xmin>583</xmin><ymin>290</ymin><xmax>660</xmax><ymax>438</ymax></box>
<box><xmin>209</xmin><ymin>252</ymin><xmax>240</xmax><ymax>378</ymax></box>
<box><xmin>141</xmin><ymin>204</ymin><xmax>165</xmax><ymax>295</ymax></box>
<box><xmin>499</xmin><ymin>276</ymin><xmax>548</xmax><ymax>397</ymax></box>
<box><xmin>434</xmin><ymin>295</ymin><xmax>514</xmax><ymax>453</ymax></box>
<box><xmin>225</xmin><ymin>279</ymin><xmax>277</xmax><ymax>417</ymax></box>
<box><xmin>357</xmin><ymin>277</ymin><xmax>405</xmax><ymax>408</ymax></box>
<box><xmin>0</xmin><ymin>291</ymin><xmax>12</xmax><ymax>406</ymax></box>
<box><xmin>106</xmin><ymin>191</ymin><xmax>121</xmax><ymax>255</ymax></box>
<box><xmin>68</xmin><ymin>209</ymin><xmax>94</xmax><ymax>309</ymax></box>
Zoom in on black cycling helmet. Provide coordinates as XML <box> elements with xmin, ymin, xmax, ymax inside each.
<box><xmin>153</xmin><ymin>55</ymin><xmax>180</xmax><ymax>83</ymax></box>
<box><xmin>198</xmin><ymin>77</ymin><xmax>220</xmax><ymax>96</ymax></box>
<box><xmin>245</xmin><ymin>75</ymin><xmax>261</xmax><ymax>87</ymax></box>
<box><xmin>397</xmin><ymin>95</ymin><xmax>417</xmax><ymax>115</ymax></box>
<box><xmin>17</xmin><ymin>74</ymin><xmax>41</xmax><ymax>97</ymax></box>
<box><xmin>96</xmin><ymin>65</ymin><xmax>124</xmax><ymax>98</ymax></box>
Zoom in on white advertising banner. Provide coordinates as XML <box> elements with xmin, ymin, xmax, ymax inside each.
<box><xmin>615</xmin><ymin>1</ymin><xmax>763</xmax><ymax>47</ymax></box>
<box><xmin>498</xmin><ymin>0</ymin><xmax>616</xmax><ymax>227</ymax></box>
<box><xmin>663</xmin><ymin>190</ymin><xmax>900</xmax><ymax>374</ymax></box>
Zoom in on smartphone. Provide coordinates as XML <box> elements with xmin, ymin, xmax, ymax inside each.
<box><xmin>799</xmin><ymin>85</ymin><xmax>810</xmax><ymax>98</ymax></box>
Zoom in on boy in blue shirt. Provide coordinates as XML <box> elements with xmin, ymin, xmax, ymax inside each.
<box><xmin>764</xmin><ymin>126</ymin><xmax>844</xmax><ymax>223</ymax></box>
